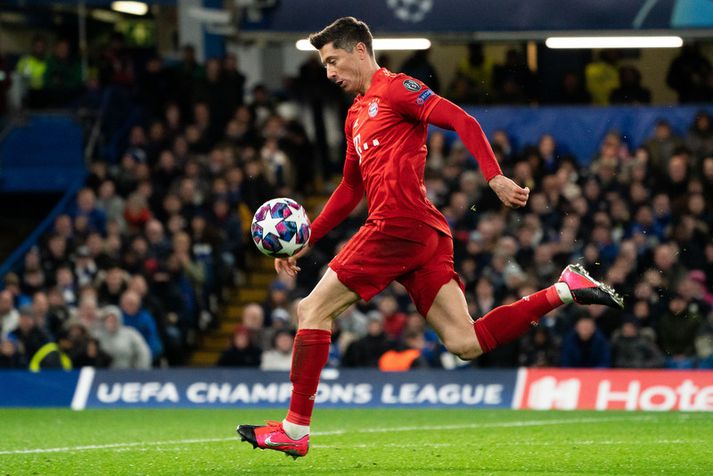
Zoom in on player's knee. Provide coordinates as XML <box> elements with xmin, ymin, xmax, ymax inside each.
<box><xmin>296</xmin><ymin>297</ymin><xmax>329</xmax><ymax>329</ymax></box>
<box><xmin>443</xmin><ymin>335</ymin><xmax>478</xmax><ymax>361</ymax></box>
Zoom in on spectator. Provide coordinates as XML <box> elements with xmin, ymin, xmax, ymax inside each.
<box><xmin>554</xmin><ymin>71</ymin><xmax>591</xmax><ymax>104</ymax></box>
<box><xmin>377</xmin><ymin>295</ymin><xmax>407</xmax><ymax>341</ymax></box>
<box><xmin>222</xmin><ymin>52</ymin><xmax>246</xmax><ymax>112</ymax></box>
<box><xmin>28</xmin><ymin>330</ymin><xmax>73</xmax><ymax>371</ymax></box>
<box><xmin>696</xmin><ymin>310</ymin><xmax>713</xmax><ymax>369</ymax></box>
<box><xmin>262</xmin><ymin>281</ymin><xmax>292</xmax><ymax>327</ymax></box>
<box><xmin>97</xmin><ymin>266</ymin><xmax>128</xmax><ymax>306</ymax></box>
<box><xmin>666</xmin><ymin>43</ymin><xmax>713</xmax><ymax>103</ymax></box>
<box><xmin>448</xmin><ymin>42</ymin><xmax>494</xmax><ymax>103</ymax></box>
<box><xmin>342</xmin><ymin>312</ymin><xmax>391</xmax><ymax>367</ymax></box>
<box><xmin>0</xmin><ymin>46</ymin><xmax>11</xmax><ymax>116</ymax></box>
<box><xmin>0</xmin><ymin>289</ymin><xmax>19</xmax><ymax>338</ymax></box>
<box><xmin>378</xmin><ymin>330</ymin><xmax>433</xmax><ymax>371</ymax></box>
<box><xmin>75</xmin><ymin>296</ymin><xmax>102</xmax><ymax>336</ymax></box>
<box><xmin>610</xmin><ymin>65</ymin><xmax>651</xmax><ymax>104</ymax></box>
<box><xmin>96</xmin><ymin>305</ymin><xmax>151</xmax><ymax>369</ymax></box>
<box><xmin>98</xmin><ymin>32</ymin><xmax>134</xmax><ymax>87</ymax></box>
<box><xmin>560</xmin><ymin>316</ymin><xmax>611</xmax><ymax>368</ymax></box>
<box><xmin>585</xmin><ymin>50</ymin><xmax>620</xmax><ymax>105</ymax></box>
<box><xmin>72</xmin><ymin>335</ymin><xmax>112</xmax><ymax>368</ymax></box>
<box><xmin>96</xmin><ymin>180</ymin><xmax>126</xmax><ymax>231</ymax></box>
<box><xmin>217</xmin><ymin>326</ymin><xmax>262</xmax><ymax>367</ymax></box>
<box><xmin>9</xmin><ymin>306</ymin><xmax>49</xmax><ymax>364</ymax></box>
<box><xmin>399</xmin><ymin>49</ymin><xmax>441</xmax><ymax>94</ymax></box>
<box><xmin>260</xmin><ymin>330</ymin><xmax>294</xmax><ymax>371</ymax></box>
<box><xmin>685</xmin><ymin>111</ymin><xmax>713</xmax><ymax>162</ymax></box>
<box><xmin>43</xmin><ymin>38</ymin><xmax>83</xmax><ymax>107</ymax></box>
<box><xmin>519</xmin><ymin>327</ymin><xmax>559</xmax><ymax>367</ymax></box>
<box><xmin>610</xmin><ymin>318</ymin><xmax>665</xmax><ymax>368</ymax></box>
<box><xmin>15</xmin><ymin>35</ymin><xmax>48</xmax><ymax>108</ymax></box>
<box><xmin>0</xmin><ymin>336</ymin><xmax>22</xmax><ymax>368</ymax></box>
<box><xmin>119</xmin><ymin>290</ymin><xmax>163</xmax><ymax>362</ymax></box>
<box><xmin>657</xmin><ymin>293</ymin><xmax>704</xmax><ymax>368</ymax></box>
<box><xmin>492</xmin><ymin>48</ymin><xmax>536</xmax><ymax>104</ymax></box>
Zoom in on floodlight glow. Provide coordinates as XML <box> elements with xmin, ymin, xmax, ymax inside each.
<box><xmin>111</xmin><ymin>1</ymin><xmax>149</xmax><ymax>16</ymax></box>
<box><xmin>545</xmin><ymin>36</ymin><xmax>683</xmax><ymax>49</ymax></box>
<box><xmin>296</xmin><ymin>38</ymin><xmax>431</xmax><ymax>51</ymax></box>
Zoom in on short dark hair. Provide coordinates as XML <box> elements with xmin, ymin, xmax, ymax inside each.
<box><xmin>309</xmin><ymin>17</ymin><xmax>373</xmax><ymax>56</ymax></box>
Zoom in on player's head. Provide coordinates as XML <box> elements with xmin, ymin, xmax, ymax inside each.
<box><xmin>309</xmin><ymin>17</ymin><xmax>376</xmax><ymax>94</ymax></box>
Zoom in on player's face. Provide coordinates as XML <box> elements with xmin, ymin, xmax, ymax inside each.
<box><xmin>319</xmin><ymin>42</ymin><xmax>364</xmax><ymax>94</ymax></box>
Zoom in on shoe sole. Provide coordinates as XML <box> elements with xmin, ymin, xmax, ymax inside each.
<box><xmin>566</xmin><ymin>264</ymin><xmax>624</xmax><ymax>309</ymax></box>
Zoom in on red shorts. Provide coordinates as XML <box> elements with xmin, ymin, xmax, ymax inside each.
<box><xmin>329</xmin><ymin>221</ymin><xmax>463</xmax><ymax>316</ymax></box>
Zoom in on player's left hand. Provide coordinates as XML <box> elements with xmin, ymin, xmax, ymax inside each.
<box><xmin>274</xmin><ymin>244</ymin><xmax>311</xmax><ymax>277</ymax></box>
<box><xmin>488</xmin><ymin>175</ymin><xmax>530</xmax><ymax>208</ymax></box>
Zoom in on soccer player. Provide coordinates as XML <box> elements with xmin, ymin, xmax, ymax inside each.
<box><xmin>237</xmin><ymin>17</ymin><xmax>623</xmax><ymax>459</ymax></box>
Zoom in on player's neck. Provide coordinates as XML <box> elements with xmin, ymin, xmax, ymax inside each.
<box><xmin>358</xmin><ymin>64</ymin><xmax>381</xmax><ymax>95</ymax></box>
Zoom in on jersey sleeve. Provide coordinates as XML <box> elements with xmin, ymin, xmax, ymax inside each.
<box><xmin>428</xmin><ymin>98</ymin><xmax>503</xmax><ymax>182</ymax></box>
<box><xmin>387</xmin><ymin>74</ymin><xmax>442</xmax><ymax>123</ymax></box>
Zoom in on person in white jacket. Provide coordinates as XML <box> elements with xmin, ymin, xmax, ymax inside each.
<box><xmin>97</xmin><ymin>305</ymin><xmax>151</xmax><ymax>369</ymax></box>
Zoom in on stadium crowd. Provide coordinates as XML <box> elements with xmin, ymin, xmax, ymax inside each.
<box><xmin>0</xmin><ymin>33</ymin><xmax>712</xmax><ymax>371</ymax></box>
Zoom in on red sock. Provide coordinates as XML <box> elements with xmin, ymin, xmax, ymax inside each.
<box><xmin>473</xmin><ymin>286</ymin><xmax>563</xmax><ymax>353</ymax></box>
<box><xmin>286</xmin><ymin>329</ymin><xmax>331</xmax><ymax>426</ymax></box>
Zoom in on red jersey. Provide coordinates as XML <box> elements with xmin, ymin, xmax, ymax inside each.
<box><xmin>309</xmin><ymin>67</ymin><xmax>501</xmax><ymax>246</ymax></box>
<box><xmin>344</xmin><ymin>68</ymin><xmax>451</xmax><ymax>237</ymax></box>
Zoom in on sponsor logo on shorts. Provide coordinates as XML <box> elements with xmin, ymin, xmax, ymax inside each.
<box><xmin>403</xmin><ymin>79</ymin><xmax>422</xmax><ymax>92</ymax></box>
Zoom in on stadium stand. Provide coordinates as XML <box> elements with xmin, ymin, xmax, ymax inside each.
<box><xmin>0</xmin><ymin>31</ymin><xmax>712</xmax><ymax>374</ymax></box>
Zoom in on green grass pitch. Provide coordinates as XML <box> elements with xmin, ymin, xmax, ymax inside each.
<box><xmin>1</xmin><ymin>408</ymin><xmax>712</xmax><ymax>475</ymax></box>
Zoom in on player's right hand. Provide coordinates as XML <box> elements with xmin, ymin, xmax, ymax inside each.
<box><xmin>488</xmin><ymin>174</ymin><xmax>530</xmax><ymax>208</ymax></box>
<box><xmin>274</xmin><ymin>245</ymin><xmax>311</xmax><ymax>277</ymax></box>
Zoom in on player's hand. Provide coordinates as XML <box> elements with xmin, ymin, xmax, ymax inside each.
<box><xmin>488</xmin><ymin>174</ymin><xmax>530</xmax><ymax>208</ymax></box>
<box><xmin>274</xmin><ymin>244</ymin><xmax>311</xmax><ymax>277</ymax></box>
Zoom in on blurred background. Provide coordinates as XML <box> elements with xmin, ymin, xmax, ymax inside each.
<box><xmin>0</xmin><ymin>0</ymin><xmax>712</xmax><ymax>377</ymax></box>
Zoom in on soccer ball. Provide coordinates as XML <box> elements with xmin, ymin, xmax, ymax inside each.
<box><xmin>251</xmin><ymin>198</ymin><xmax>311</xmax><ymax>257</ymax></box>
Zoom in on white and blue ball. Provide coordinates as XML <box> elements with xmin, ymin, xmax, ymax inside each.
<box><xmin>251</xmin><ymin>198</ymin><xmax>311</xmax><ymax>257</ymax></box>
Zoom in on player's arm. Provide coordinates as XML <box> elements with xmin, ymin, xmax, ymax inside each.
<box><xmin>274</xmin><ymin>156</ymin><xmax>363</xmax><ymax>277</ymax></box>
<box><xmin>427</xmin><ymin>99</ymin><xmax>529</xmax><ymax>208</ymax></box>
<box><xmin>309</xmin><ymin>157</ymin><xmax>364</xmax><ymax>245</ymax></box>
<box><xmin>389</xmin><ymin>76</ymin><xmax>528</xmax><ymax>208</ymax></box>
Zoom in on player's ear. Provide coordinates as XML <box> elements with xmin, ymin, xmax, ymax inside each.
<box><xmin>355</xmin><ymin>42</ymin><xmax>368</xmax><ymax>59</ymax></box>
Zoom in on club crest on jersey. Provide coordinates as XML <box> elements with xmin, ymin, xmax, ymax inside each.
<box><xmin>368</xmin><ymin>101</ymin><xmax>378</xmax><ymax>117</ymax></box>
<box><xmin>403</xmin><ymin>79</ymin><xmax>422</xmax><ymax>92</ymax></box>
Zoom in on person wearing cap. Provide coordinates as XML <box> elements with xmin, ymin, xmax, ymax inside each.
<box><xmin>96</xmin><ymin>305</ymin><xmax>151</xmax><ymax>369</ymax></box>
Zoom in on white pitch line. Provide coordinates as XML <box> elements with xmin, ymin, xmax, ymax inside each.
<box><xmin>313</xmin><ymin>439</ymin><xmax>701</xmax><ymax>449</ymax></box>
<box><xmin>0</xmin><ymin>415</ymin><xmax>663</xmax><ymax>456</ymax></box>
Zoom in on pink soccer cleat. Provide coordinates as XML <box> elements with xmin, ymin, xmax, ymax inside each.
<box><xmin>237</xmin><ymin>421</ymin><xmax>309</xmax><ymax>459</ymax></box>
<box><xmin>559</xmin><ymin>263</ymin><xmax>624</xmax><ymax>309</ymax></box>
